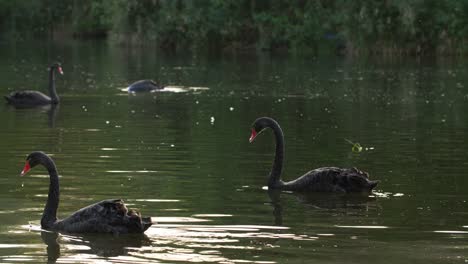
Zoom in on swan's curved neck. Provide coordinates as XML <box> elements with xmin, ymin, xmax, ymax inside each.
<box><xmin>48</xmin><ymin>68</ymin><xmax>59</xmax><ymax>104</ymax></box>
<box><xmin>268</xmin><ymin>120</ymin><xmax>284</xmax><ymax>188</ymax></box>
<box><xmin>41</xmin><ymin>157</ymin><xmax>59</xmax><ymax>229</ymax></box>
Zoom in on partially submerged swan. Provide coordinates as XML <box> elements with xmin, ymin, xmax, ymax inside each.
<box><xmin>249</xmin><ymin>117</ymin><xmax>378</xmax><ymax>193</ymax></box>
<box><xmin>20</xmin><ymin>151</ymin><xmax>152</xmax><ymax>234</ymax></box>
<box><xmin>5</xmin><ymin>63</ymin><xmax>63</xmax><ymax>106</ymax></box>
<box><xmin>127</xmin><ymin>80</ymin><xmax>163</xmax><ymax>93</ymax></box>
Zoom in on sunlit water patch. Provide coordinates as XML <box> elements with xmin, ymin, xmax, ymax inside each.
<box><xmin>2</xmin><ymin>220</ymin><xmax>318</xmax><ymax>263</ymax></box>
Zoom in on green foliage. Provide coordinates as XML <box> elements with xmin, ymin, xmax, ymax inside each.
<box><xmin>2</xmin><ymin>0</ymin><xmax>468</xmax><ymax>54</ymax></box>
<box><xmin>71</xmin><ymin>0</ymin><xmax>117</xmax><ymax>37</ymax></box>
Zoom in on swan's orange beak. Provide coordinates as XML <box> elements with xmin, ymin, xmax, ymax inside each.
<box><xmin>20</xmin><ymin>161</ymin><xmax>31</xmax><ymax>176</ymax></box>
<box><xmin>249</xmin><ymin>129</ymin><xmax>257</xmax><ymax>143</ymax></box>
<box><xmin>57</xmin><ymin>66</ymin><xmax>63</xmax><ymax>75</ymax></box>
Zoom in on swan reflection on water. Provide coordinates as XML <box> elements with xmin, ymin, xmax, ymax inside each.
<box><xmin>40</xmin><ymin>230</ymin><xmax>151</xmax><ymax>263</ymax></box>
<box><xmin>267</xmin><ymin>189</ymin><xmax>378</xmax><ymax>226</ymax></box>
<box><xmin>33</xmin><ymin>213</ymin><xmax>317</xmax><ymax>263</ymax></box>
<box><xmin>5</xmin><ymin>103</ymin><xmax>59</xmax><ymax>128</ymax></box>
<box><xmin>40</xmin><ymin>231</ymin><xmax>60</xmax><ymax>264</ymax></box>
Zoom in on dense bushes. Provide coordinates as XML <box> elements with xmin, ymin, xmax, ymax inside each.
<box><xmin>1</xmin><ymin>0</ymin><xmax>468</xmax><ymax>55</ymax></box>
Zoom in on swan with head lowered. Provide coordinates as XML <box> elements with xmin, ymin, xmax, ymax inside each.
<box><xmin>5</xmin><ymin>63</ymin><xmax>63</xmax><ymax>107</ymax></box>
<box><xmin>127</xmin><ymin>80</ymin><xmax>163</xmax><ymax>93</ymax></box>
<box><xmin>20</xmin><ymin>151</ymin><xmax>152</xmax><ymax>234</ymax></box>
<box><xmin>249</xmin><ymin>117</ymin><xmax>378</xmax><ymax>193</ymax></box>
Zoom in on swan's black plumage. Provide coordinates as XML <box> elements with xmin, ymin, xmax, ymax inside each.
<box><xmin>249</xmin><ymin>117</ymin><xmax>378</xmax><ymax>193</ymax></box>
<box><xmin>127</xmin><ymin>80</ymin><xmax>163</xmax><ymax>93</ymax></box>
<box><xmin>20</xmin><ymin>151</ymin><xmax>152</xmax><ymax>234</ymax></box>
<box><xmin>5</xmin><ymin>63</ymin><xmax>63</xmax><ymax>106</ymax></box>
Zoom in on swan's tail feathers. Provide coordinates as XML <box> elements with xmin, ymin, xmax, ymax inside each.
<box><xmin>4</xmin><ymin>95</ymin><xmax>12</xmax><ymax>103</ymax></box>
<box><xmin>141</xmin><ymin>217</ymin><xmax>152</xmax><ymax>232</ymax></box>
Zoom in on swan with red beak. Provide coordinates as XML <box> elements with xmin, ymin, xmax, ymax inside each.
<box><xmin>249</xmin><ymin>117</ymin><xmax>379</xmax><ymax>193</ymax></box>
<box><xmin>18</xmin><ymin>151</ymin><xmax>152</xmax><ymax>234</ymax></box>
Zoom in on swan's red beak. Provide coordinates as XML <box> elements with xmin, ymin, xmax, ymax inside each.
<box><xmin>249</xmin><ymin>129</ymin><xmax>257</xmax><ymax>143</ymax></box>
<box><xmin>57</xmin><ymin>66</ymin><xmax>64</xmax><ymax>75</ymax></box>
<box><xmin>21</xmin><ymin>161</ymin><xmax>31</xmax><ymax>176</ymax></box>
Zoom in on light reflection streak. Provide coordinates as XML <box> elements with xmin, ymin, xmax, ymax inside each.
<box><xmin>17</xmin><ymin>208</ymin><xmax>42</xmax><ymax>212</ymax></box>
<box><xmin>155</xmin><ymin>217</ymin><xmax>210</xmax><ymax>223</ymax></box>
<box><xmin>372</xmin><ymin>191</ymin><xmax>405</xmax><ymax>198</ymax></box>
<box><xmin>101</xmin><ymin>148</ymin><xmax>128</xmax><ymax>151</ymax></box>
<box><xmin>0</xmin><ymin>244</ymin><xmax>42</xmax><ymax>249</ymax></box>
<box><xmin>433</xmin><ymin>230</ymin><xmax>468</xmax><ymax>234</ymax></box>
<box><xmin>2</xmin><ymin>257</ymin><xmax>36</xmax><ymax>261</ymax></box>
<box><xmin>192</xmin><ymin>214</ymin><xmax>232</xmax><ymax>218</ymax></box>
<box><xmin>335</xmin><ymin>225</ymin><xmax>389</xmax><ymax>229</ymax></box>
<box><xmin>132</xmin><ymin>199</ymin><xmax>180</xmax><ymax>202</ymax></box>
<box><xmin>28</xmin><ymin>174</ymin><xmax>54</xmax><ymax>179</ymax></box>
<box><xmin>106</xmin><ymin>170</ymin><xmax>157</xmax><ymax>173</ymax></box>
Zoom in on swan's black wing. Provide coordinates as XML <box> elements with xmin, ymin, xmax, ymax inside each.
<box><xmin>5</xmin><ymin>90</ymin><xmax>51</xmax><ymax>105</ymax></box>
<box><xmin>282</xmin><ymin>167</ymin><xmax>378</xmax><ymax>193</ymax></box>
<box><xmin>53</xmin><ymin>199</ymin><xmax>152</xmax><ymax>234</ymax></box>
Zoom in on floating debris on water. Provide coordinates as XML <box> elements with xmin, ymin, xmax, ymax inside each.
<box><xmin>345</xmin><ymin>139</ymin><xmax>362</xmax><ymax>153</ymax></box>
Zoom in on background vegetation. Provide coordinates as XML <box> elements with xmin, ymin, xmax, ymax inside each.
<box><xmin>1</xmin><ymin>0</ymin><xmax>468</xmax><ymax>55</ymax></box>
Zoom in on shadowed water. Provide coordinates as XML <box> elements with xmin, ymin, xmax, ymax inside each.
<box><xmin>0</xmin><ymin>40</ymin><xmax>468</xmax><ymax>263</ymax></box>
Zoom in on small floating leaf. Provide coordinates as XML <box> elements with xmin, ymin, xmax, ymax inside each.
<box><xmin>345</xmin><ymin>139</ymin><xmax>363</xmax><ymax>153</ymax></box>
<box><xmin>352</xmin><ymin>143</ymin><xmax>362</xmax><ymax>153</ymax></box>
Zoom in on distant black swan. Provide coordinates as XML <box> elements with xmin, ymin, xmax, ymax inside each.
<box><xmin>4</xmin><ymin>63</ymin><xmax>63</xmax><ymax>106</ymax></box>
<box><xmin>127</xmin><ymin>80</ymin><xmax>163</xmax><ymax>93</ymax></box>
<box><xmin>20</xmin><ymin>151</ymin><xmax>152</xmax><ymax>234</ymax></box>
<box><xmin>249</xmin><ymin>117</ymin><xmax>378</xmax><ymax>193</ymax></box>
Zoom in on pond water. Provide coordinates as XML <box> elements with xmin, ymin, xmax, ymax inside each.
<box><xmin>0</xmin><ymin>40</ymin><xmax>468</xmax><ymax>263</ymax></box>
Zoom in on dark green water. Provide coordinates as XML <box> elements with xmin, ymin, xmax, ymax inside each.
<box><xmin>1</xmin><ymin>40</ymin><xmax>468</xmax><ymax>263</ymax></box>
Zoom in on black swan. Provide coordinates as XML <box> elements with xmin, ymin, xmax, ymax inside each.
<box><xmin>249</xmin><ymin>117</ymin><xmax>378</xmax><ymax>193</ymax></box>
<box><xmin>4</xmin><ymin>63</ymin><xmax>63</xmax><ymax>106</ymax></box>
<box><xmin>127</xmin><ymin>80</ymin><xmax>163</xmax><ymax>93</ymax></box>
<box><xmin>20</xmin><ymin>151</ymin><xmax>152</xmax><ymax>234</ymax></box>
